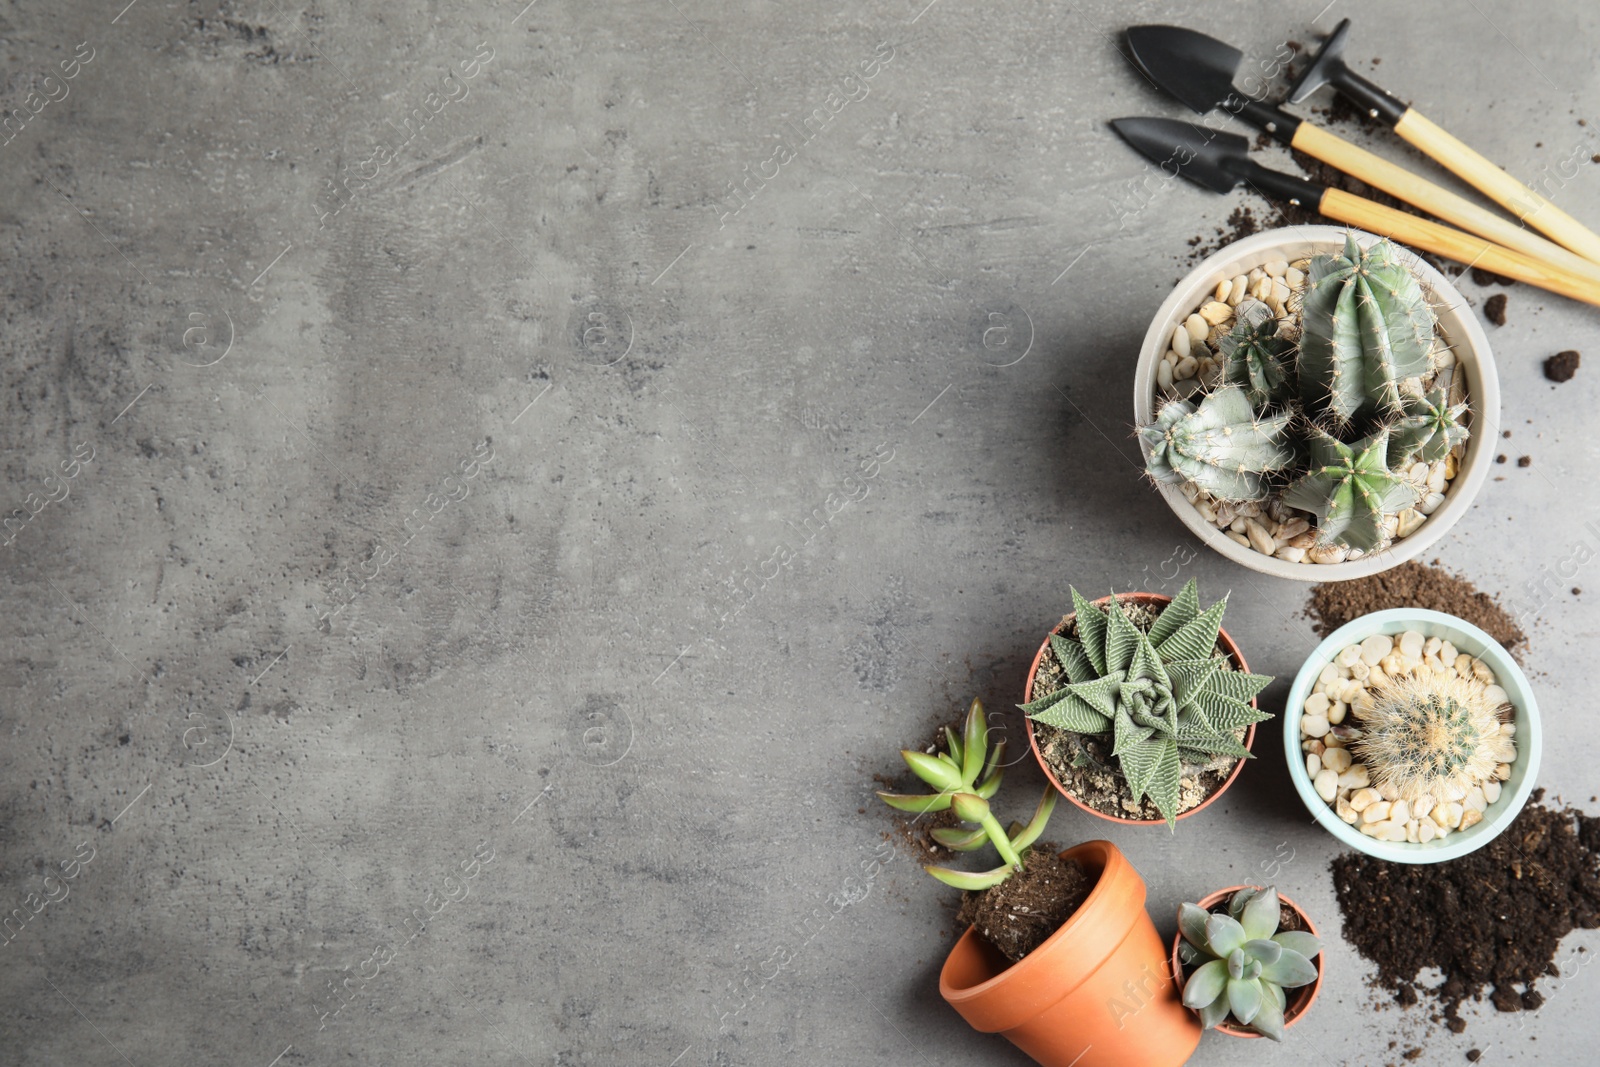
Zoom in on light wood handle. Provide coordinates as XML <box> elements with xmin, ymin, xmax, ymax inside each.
<box><xmin>1319</xmin><ymin>188</ymin><xmax>1600</xmax><ymax>308</ymax></box>
<box><xmin>1394</xmin><ymin>109</ymin><xmax>1600</xmax><ymax>265</ymax></box>
<box><xmin>1292</xmin><ymin>122</ymin><xmax>1600</xmax><ymax>283</ymax></box>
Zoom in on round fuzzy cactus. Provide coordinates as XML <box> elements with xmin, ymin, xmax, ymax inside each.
<box><xmin>1351</xmin><ymin>672</ymin><xmax>1513</xmax><ymax>803</ymax></box>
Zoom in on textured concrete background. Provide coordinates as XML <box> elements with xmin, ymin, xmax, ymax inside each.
<box><xmin>2</xmin><ymin>1</ymin><xmax>1598</xmax><ymax>1064</ymax></box>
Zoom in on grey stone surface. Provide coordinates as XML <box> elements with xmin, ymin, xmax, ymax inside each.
<box><xmin>2</xmin><ymin>1</ymin><xmax>1598</xmax><ymax>1064</ymax></box>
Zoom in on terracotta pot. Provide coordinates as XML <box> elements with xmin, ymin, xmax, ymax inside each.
<box><xmin>940</xmin><ymin>839</ymin><xmax>1202</xmax><ymax>1067</ymax></box>
<box><xmin>1169</xmin><ymin>886</ymin><xmax>1324</xmax><ymax>1039</ymax></box>
<box><xmin>1023</xmin><ymin>592</ymin><xmax>1258</xmax><ymax>826</ymax></box>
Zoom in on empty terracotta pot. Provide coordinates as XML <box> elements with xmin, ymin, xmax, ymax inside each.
<box><xmin>940</xmin><ymin>839</ymin><xmax>1202</xmax><ymax>1067</ymax></box>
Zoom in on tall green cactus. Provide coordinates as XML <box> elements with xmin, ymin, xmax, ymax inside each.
<box><xmin>1387</xmin><ymin>386</ymin><xmax>1469</xmax><ymax>467</ymax></box>
<box><xmin>1219</xmin><ymin>299</ymin><xmax>1292</xmax><ymax>409</ymax></box>
<box><xmin>1299</xmin><ymin>235</ymin><xmax>1435</xmax><ymax>424</ymax></box>
<box><xmin>1140</xmin><ymin>385</ymin><xmax>1296</xmax><ymax>503</ymax></box>
<box><xmin>1281</xmin><ymin>427</ymin><xmax>1418</xmax><ymax>552</ymax></box>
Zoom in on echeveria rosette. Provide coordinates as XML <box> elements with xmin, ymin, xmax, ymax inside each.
<box><xmin>1177</xmin><ymin>887</ymin><xmax>1322</xmax><ymax>1042</ymax></box>
<box><xmin>1281</xmin><ymin>427</ymin><xmax>1418</xmax><ymax>552</ymax></box>
<box><xmin>1140</xmin><ymin>385</ymin><xmax>1296</xmax><ymax>504</ymax></box>
<box><xmin>874</xmin><ymin>699</ymin><xmax>1058</xmax><ymax>891</ymax></box>
<box><xmin>1021</xmin><ymin>580</ymin><xmax>1274</xmax><ymax>828</ymax></box>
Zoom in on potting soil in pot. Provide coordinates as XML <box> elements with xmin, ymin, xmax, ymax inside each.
<box><xmin>957</xmin><ymin>848</ymin><xmax>1092</xmax><ymax>963</ymax></box>
<box><xmin>1331</xmin><ymin>793</ymin><xmax>1600</xmax><ymax>1030</ymax></box>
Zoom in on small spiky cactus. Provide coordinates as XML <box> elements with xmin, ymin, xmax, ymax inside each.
<box><xmin>1387</xmin><ymin>386</ymin><xmax>1469</xmax><ymax>467</ymax></box>
<box><xmin>1351</xmin><ymin>673</ymin><xmax>1514</xmax><ymax>803</ymax></box>
<box><xmin>1219</xmin><ymin>300</ymin><xmax>1292</xmax><ymax>409</ymax></box>
<box><xmin>1280</xmin><ymin>427</ymin><xmax>1418</xmax><ymax>552</ymax></box>
<box><xmin>1299</xmin><ymin>234</ymin><xmax>1435</xmax><ymax>424</ymax></box>
<box><xmin>1140</xmin><ymin>385</ymin><xmax>1297</xmax><ymax>503</ymax></box>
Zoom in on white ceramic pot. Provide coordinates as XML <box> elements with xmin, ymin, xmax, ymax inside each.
<box><xmin>1283</xmin><ymin>609</ymin><xmax>1540</xmax><ymax>863</ymax></box>
<box><xmin>1132</xmin><ymin>226</ymin><xmax>1499</xmax><ymax>581</ymax></box>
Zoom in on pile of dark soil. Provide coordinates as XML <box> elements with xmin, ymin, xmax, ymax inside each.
<box><xmin>1306</xmin><ymin>561</ymin><xmax>1525</xmax><ymax>655</ymax></box>
<box><xmin>1331</xmin><ymin>794</ymin><xmax>1600</xmax><ymax>1029</ymax></box>
<box><xmin>957</xmin><ymin>848</ymin><xmax>1092</xmax><ymax>961</ymax></box>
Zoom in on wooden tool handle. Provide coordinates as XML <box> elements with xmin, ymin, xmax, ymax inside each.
<box><xmin>1394</xmin><ymin>109</ymin><xmax>1600</xmax><ymax>265</ymax></box>
<box><xmin>1293</xmin><ymin>121</ymin><xmax>1600</xmax><ymax>283</ymax></box>
<box><xmin>1319</xmin><ymin>187</ymin><xmax>1600</xmax><ymax>308</ymax></box>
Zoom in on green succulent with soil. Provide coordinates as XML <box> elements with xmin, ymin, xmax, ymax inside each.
<box><xmin>1177</xmin><ymin>887</ymin><xmax>1323</xmax><ymax>1041</ymax></box>
<box><xmin>1022</xmin><ymin>580</ymin><xmax>1273</xmax><ymax>828</ymax></box>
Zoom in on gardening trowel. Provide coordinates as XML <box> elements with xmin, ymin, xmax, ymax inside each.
<box><xmin>1109</xmin><ymin>116</ymin><xmax>1600</xmax><ymax>308</ymax></box>
<box><xmin>1290</xmin><ymin>17</ymin><xmax>1600</xmax><ymax>265</ymax></box>
<box><xmin>1124</xmin><ymin>24</ymin><xmax>1600</xmax><ymax>283</ymax></box>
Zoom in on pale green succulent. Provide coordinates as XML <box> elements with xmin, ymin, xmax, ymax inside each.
<box><xmin>1281</xmin><ymin>426</ymin><xmax>1418</xmax><ymax>552</ymax></box>
<box><xmin>876</xmin><ymin>698</ymin><xmax>1057</xmax><ymax>890</ymax></box>
<box><xmin>1021</xmin><ymin>580</ymin><xmax>1273</xmax><ymax>828</ymax></box>
<box><xmin>1219</xmin><ymin>299</ymin><xmax>1292</xmax><ymax>409</ymax></box>
<box><xmin>1178</xmin><ymin>887</ymin><xmax>1322</xmax><ymax>1041</ymax></box>
<box><xmin>1299</xmin><ymin>234</ymin><xmax>1435</xmax><ymax>424</ymax></box>
<box><xmin>1139</xmin><ymin>385</ymin><xmax>1296</xmax><ymax>503</ymax></box>
<box><xmin>1387</xmin><ymin>386</ymin><xmax>1469</xmax><ymax>467</ymax></box>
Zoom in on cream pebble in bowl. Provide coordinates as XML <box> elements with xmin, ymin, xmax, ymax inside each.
<box><xmin>1282</xmin><ymin>609</ymin><xmax>1540</xmax><ymax>863</ymax></box>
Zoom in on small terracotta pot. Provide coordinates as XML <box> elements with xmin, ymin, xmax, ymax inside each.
<box><xmin>1169</xmin><ymin>886</ymin><xmax>1324</xmax><ymax>1039</ymax></box>
<box><xmin>1023</xmin><ymin>592</ymin><xmax>1258</xmax><ymax>826</ymax></box>
<box><xmin>940</xmin><ymin>840</ymin><xmax>1202</xmax><ymax>1067</ymax></box>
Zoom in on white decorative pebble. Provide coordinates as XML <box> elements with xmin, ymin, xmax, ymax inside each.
<box><xmin>1304</xmin><ymin>692</ymin><xmax>1330</xmax><ymax>717</ymax></box>
<box><xmin>1276</xmin><ymin>545</ymin><xmax>1306</xmax><ymax>563</ymax></box>
<box><xmin>1439</xmin><ymin>641</ymin><xmax>1458</xmax><ymax>664</ymax></box>
<box><xmin>1361</xmin><ymin>801</ymin><xmax>1391</xmax><ymax>825</ymax></box>
<box><xmin>1483</xmin><ymin>779</ymin><xmax>1502</xmax><ymax>804</ymax></box>
<box><xmin>1338</xmin><ymin>766</ymin><xmax>1370</xmax><ymax>789</ymax></box>
<box><xmin>1483</xmin><ymin>684</ymin><xmax>1508</xmax><ymax>708</ymax></box>
<box><xmin>1245</xmin><ymin>518</ymin><xmax>1275</xmax><ymax>555</ymax></box>
<box><xmin>1314</xmin><ymin>768</ymin><xmax>1339</xmax><ymax>802</ymax></box>
<box><xmin>1229</xmin><ymin>275</ymin><xmax>1248</xmax><ymax>306</ymax></box>
<box><xmin>1360</xmin><ymin>634</ymin><xmax>1394</xmax><ymax>665</ymax></box>
<box><xmin>1418</xmin><ymin>821</ymin><xmax>1436</xmax><ymax>843</ymax></box>
<box><xmin>1306</xmin><ymin>752</ymin><xmax>1322</xmax><ymax>778</ymax></box>
<box><xmin>1461</xmin><ymin>808</ymin><xmax>1484</xmax><ymax>830</ymax></box>
<box><xmin>1327</xmin><ymin>700</ymin><xmax>1347</xmax><ymax>725</ymax></box>
<box><xmin>1465</xmin><ymin>786</ymin><xmax>1488</xmax><ymax>812</ymax></box>
<box><xmin>1412</xmin><ymin>794</ymin><xmax>1434</xmax><ymax>819</ymax></box>
<box><xmin>1199</xmin><ymin>300</ymin><xmax>1232</xmax><ymax>325</ymax></box>
<box><xmin>1172</xmin><ymin>324</ymin><xmax>1192</xmax><ymax>359</ymax></box>
<box><xmin>1424</xmin><ymin>636</ymin><xmax>1443</xmax><ymax>656</ymax></box>
<box><xmin>1214</xmin><ymin>279</ymin><xmax>1232</xmax><ymax>303</ymax></box>
<box><xmin>1390</xmin><ymin>799</ymin><xmax>1411</xmax><ymax>824</ymax></box>
<box><xmin>1157</xmin><ymin>360</ymin><xmax>1175</xmax><ymax>391</ymax></box>
<box><xmin>1185</xmin><ymin>314</ymin><xmax>1209</xmax><ymax>342</ymax></box>
<box><xmin>1349</xmin><ymin>788</ymin><xmax>1381</xmax><ymax>812</ymax></box>
<box><xmin>1337</xmin><ymin>645</ymin><xmax>1362</xmax><ymax>668</ymax></box>
<box><xmin>1494</xmin><ymin>763</ymin><xmax>1512</xmax><ymax>781</ymax></box>
<box><xmin>1397</xmin><ymin>631</ymin><xmax>1425</xmax><ymax>659</ymax></box>
<box><xmin>1406</xmin><ymin>820</ymin><xmax>1421</xmax><ymax>843</ymax></box>
<box><xmin>1175</xmin><ymin>355</ymin><xmax>1199</xmax><ymax>380</ymax></box>
<box><xmin>1285</xmin><ymin>266</ymin><xmax>1304</xmax><ymax>288</ymax></box>
<box><xmin>1302</xmin><ymin>714</ymin><xmax>1330</xmax><ymax>739</ymax></box>
<box><xmin>1337</xmin><ymin>796</ymin><xmax>1358</xmax><ymax>824</ymax></box>
<box><xmin>1322</xmin><ymin>747</ymin><xmax>1352</xmax><ymax>774</ymax></box>
<box><xmin>1225</xmin><ymin>530</ymin><xmax>1250</xmax><ymax>548</ymax></box>
<box><xmin>1319</xmin><ymin>664</ymin><xmax>1342</xmax><ymax>688</ymax></box>
<box><xmin>1264</xmin><ymin>259</ymin><xmax>1288</xmax><ymax>278</ymax></box>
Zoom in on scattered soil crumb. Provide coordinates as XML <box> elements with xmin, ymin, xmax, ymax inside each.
<box><xmin>1331</xmin><ymin>793</ymin><xmax>1600</xmax><ymax>1031</ymax></box>
<box><xmin>1545</xmin><ymin>350</ymin><xmax>1581</xmax><ymax>382</ymax></box>
<box><xmin>1307</xmin><ymin>560</ymin><xmax>1525</xmax><ymax>655</ymax></box>
<box><xmin>957</xmin><ymin>848</ymin><xmax>1092</xmax><ymax>962</ymax></box>
<box><xmin>1470</xmin><ymin>267</ymin><xmax>1516</xmax><ymax>288</ymax></box>
<box><xmin>1518</xmin><ymin>456</ymin><xmax>1532</xmax><ymax>468</ymax></box>
<box><xmin>1484</xmin><ymin>293</ymin><xmax>1508</xmax><ymax>326</ymax></box>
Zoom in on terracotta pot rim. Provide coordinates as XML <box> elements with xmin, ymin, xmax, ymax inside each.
<box><xmin>1169</xmin><ymin>885</ymin><xmax>1325</xmax><ymax>1039</ymax></box>
<box><xmin>938</xmin><ymin>839</ymin><xmax>1121</xmax><ymax>1013</ymax></box>
<box><xmin>1023</xmin><ymin>592</ymin><xmax>1258</xmax><ymax>826</ymax></box>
